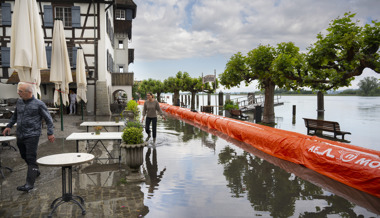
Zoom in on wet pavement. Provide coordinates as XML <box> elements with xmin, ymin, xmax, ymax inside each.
<box><xmin>0</xmin><ymin>114</ymin><xmax>147</xmax><ymax>217</ymax></box>
<box><xmin>0</xmin><ymin>112</ymin><xmax>379</xmax><ymax>217</ymax></box>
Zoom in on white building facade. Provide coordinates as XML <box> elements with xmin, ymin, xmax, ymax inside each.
<box><xmin>0</xmin><ymin>0</ymin><xmax>136</xmax><ymax>115</ymax></box>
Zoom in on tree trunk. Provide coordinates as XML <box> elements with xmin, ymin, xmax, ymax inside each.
<box><xmin>157</xmin><ymin>92</ymin><xmax>161</xmax><ymax>102</ymax></box>
<box><xmin>191</xmin><ymin>92</ymin><xmax>196</xmax><ymax>110</ymax></box>
<box><xmin>263</xmin><ymin>82</ymin><xmax>275</xmax><ymax>124</ymax></box>
<box><xmin>173</xmin><ymin>91</ymin><xmax>180</xmax><ymax>106</ymax></box>
<box><xmin>317</xmin><ymin>91</ymin><xmax>324</xmax><ymax>119</ymax></box>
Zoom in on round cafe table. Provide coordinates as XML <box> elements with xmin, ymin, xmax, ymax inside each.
<box><xmin>37</xmin><ymin>153</ymin><xmax>94</xmax><ymax>217</ymax></box>
<box><xmin>0</xmin><ymin>136</ymin><xmax>16</xmax><ymax>178</ymax></box>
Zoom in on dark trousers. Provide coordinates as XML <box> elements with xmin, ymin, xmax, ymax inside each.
<box><xmin>17</xmin><ymin>136</ymin><xmax>40</xmax><ymax>186</ymax></box>
<box><xmin>145</xmin><ymin>117</ymin><xmax>157</xmax><ymax>138</ymax></box>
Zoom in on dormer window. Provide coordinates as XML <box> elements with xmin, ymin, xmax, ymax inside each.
<box><xmin>116</xmin><ymin>9</ymin><xmax>125</xmax><ymax>20</ymax></box>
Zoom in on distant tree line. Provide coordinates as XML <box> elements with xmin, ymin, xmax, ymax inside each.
<box><xmin>135</xmin><ymin>71</ymin><xmax>218</xmax><ymax>110</ymax></box>
<box><xmin>273</xmin><ymin>76</ymin><xmax>380</xmax><ymax>96</ymax></box>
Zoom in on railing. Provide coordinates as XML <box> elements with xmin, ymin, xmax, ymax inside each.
<box><xmin>232</xmin><ymin>94</ymin><xmax>282</xmax><ymax>109</ymax></box>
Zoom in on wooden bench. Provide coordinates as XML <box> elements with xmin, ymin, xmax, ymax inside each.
<box><xmin>230</xmin><ymin>109</ymin><xmax>248</xmax><ymax>120</ymax></box>
<box><xmin>303</xmin><ymin>118</ymin><xmax>351</xmax><ymax>140</ymax></box>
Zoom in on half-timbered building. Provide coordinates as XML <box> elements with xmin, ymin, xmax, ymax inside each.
<box><xmin>0</xmin><ymin>0</ymin><xmax>136</xmax><ymax>115</ymax></box>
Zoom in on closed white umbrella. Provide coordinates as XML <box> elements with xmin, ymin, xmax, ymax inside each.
<box><xmin>10</xmin><ymin>0</ymin><xmax>47</xmax><ymax>98</ymax></box>
<box><xmin>50</xmin><ymin>19</ymin><xmax>73</xmax><ymax>131</ymax></box>
<box><xmin>50</xmin><ymin>19</ymin><xmax>73</xmax><ymax>107</ymax></box>
<box><xmin>76</xmin><ymin>48</ymin><xmax>87</xmax><ymax>120</ymax></box>
<box><xmin>76</xmin><ymin>48</ymin><xmax>87</xmax><ymax>103</ymax></box>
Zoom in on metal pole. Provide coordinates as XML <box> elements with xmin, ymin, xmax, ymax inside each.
<box><xmin>214</xmin><ymin>69</ymin><xmax>217</xmax><ymax>113</ymax></box>
<box><xmin>60</xmin><ymin>91</ymin><xmax>64</xmax><ymax>131</ymax></box>
<box><xmin>81</xmin><ymin>100</ymin><xmax>84</xmax><ymax>120</ymax></box>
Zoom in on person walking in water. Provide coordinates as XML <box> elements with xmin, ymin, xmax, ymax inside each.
<box><xmin>69</xmin><ymin>90</ymin><xmax>77</xmax><ymax>115</ymax></box>
<box><xmin>2</xmin><ymin>82</ymin><xmax>55</xmax><ymax>192</ymax></box>
<box><xmin>142</xmin><ymin>92</ymin><xmax>165</xmax><ymax>141</ymax></box>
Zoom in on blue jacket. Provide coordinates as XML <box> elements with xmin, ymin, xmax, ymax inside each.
<box><xmin>7</xmin><ymin>96</ymin><xmax>54</xmax><ymax>139</ymax></box>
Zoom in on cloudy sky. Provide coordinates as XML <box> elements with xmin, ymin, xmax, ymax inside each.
<box><xmin>128</xmin><ymin>0</ymin><xmax>380</xmax><ymax>92</ymax></box>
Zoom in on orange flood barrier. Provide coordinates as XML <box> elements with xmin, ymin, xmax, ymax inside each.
<box><xmin>137</xmin><ymin>101</ymin><xmax>380</xmax><ymax>198</ymax></box>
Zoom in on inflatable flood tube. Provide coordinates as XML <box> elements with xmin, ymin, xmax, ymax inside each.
<box><xmin>150</xmin><ymin>102</ymin><xmax>380</xmax><ymax>198</ymax></box>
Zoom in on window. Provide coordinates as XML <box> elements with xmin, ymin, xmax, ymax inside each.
<box><xmin>55</xmin><ymin>7</ymin><xmax>72</xmax><ymax>27</ymax></box>
<box><xmin>119</xmin><ymin>66</ymin><xmax>124</xmax><ymax>73</ymax></box>
<box><xmin>118</xmin><ymin>40</ymin><xmax>123</xmax><ymax>49</ymax></box>
<box><xmin>115</xmin><ymin>9</ymin><xmax>125</xmax><ymax>20</ymax></box>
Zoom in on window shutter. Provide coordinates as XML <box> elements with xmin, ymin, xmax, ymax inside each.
<box><xmin>72</xmin><ymin>47</ymin><xmax>78</xmax><ymax>68</ymax></box>
<box><xmin>1</xmin><ymin>3</ymin><xmax>12</xmax><ymax>26</ymax></box>
<box><xmin>1</xmin><ymin>47</ymin><xmax>10</xmax><ymax>67</ymax></box>
<box><xmin>71</xmin><ymin>6</ymin><xmax>81</xmax><ymax>28</ymax></box>
<box><xmin>46</xmin><ymin>46</ymin><xmax>52</xmax><ymax>68</ymax></box>
<box><xmin>126</xmin><ymin>9</ymin><xmax>133</xmax><ymax>21</ymax></box>
<box><xmin>107</xmin><ymin>50</ymin><xmax>109</xmax><ymax>71</ymax></box>
<box><xmin>43</xmin><ymin>5</ymin><xmax>53</xmax><ymax>27</ymax></box>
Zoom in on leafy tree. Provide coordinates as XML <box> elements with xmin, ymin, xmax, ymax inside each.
<box><xmin>164</xmin><ymin>71</ymin><xmax>189</xmax><ymax>106</ymax></box>
<box><xmin>358</xmin><ymin>76</ymin><xmax>380</xmax><ymax>96</ymax></box>
<box><xmin>306</xmin><ymin>12</ymin><xmax>380</xmax><ymax>91</ymax></box>
<box><xmin>132</xmin><ymin>82</ymin><xmax>140</xmax><ymax>100</ymax></box>
<box><xmin>220</xmin><ymin>42</ymin><xmax>303</xmax><ymax>123</ymax></box>
<box><xmin>138</xmin><ymin>78</ymin><xmax>165</xmax><ymax>101</ymax></box>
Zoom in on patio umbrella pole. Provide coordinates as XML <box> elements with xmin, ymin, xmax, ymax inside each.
<box><xmin>60</xmin><ymin>91</ymin><xmax>64</xmax><ymax>131</ymax></box>
<box><xmin>81</xmin><ymin>100</ymin><xmax>84</xmax><ymax>120</ymax></box>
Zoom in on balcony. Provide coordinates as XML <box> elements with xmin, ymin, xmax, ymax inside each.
<box><xmin>111</xmin><ymin>72</ymin><xmax>134</xmax><ymax>86</ymax></box>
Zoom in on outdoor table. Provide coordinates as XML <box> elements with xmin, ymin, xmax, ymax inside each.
<box><xmin>0</xmin><ymin>136</ymin><xmax>16</xmax><ymax>178</ymax></box>
<box><xmin>1</xmin><ymin>123</ymin><xmax>17</xmax><ymax>149</ymax></box>
<box><xmin>37</xmin><ymin>153</ymin><xmax>94</xmax><ymax>217</ymax></box>
<box><xmin>66</xmin><ymin>132</ymin><xmax>123</xmax><ymax>163</ymax></box>
<box><xmin>47</xmin><ymin>108</ymin><xmax>59</xmax><ymax>121</ymax></box>
<box><xmin>80</xmin><ymin>121</ymin><xmax>124</xmax><ymax>132</ymax></box>
<box><xmin>0</xmin><ymin>133</ymin><xmax>17</xmax><ymax>151</ymax></box>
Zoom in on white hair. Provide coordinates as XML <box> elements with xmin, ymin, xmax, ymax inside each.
<box><xmin>18</xmin><ymin>82</ymin><xmax>34</xmax><ymax>93</ymax></box>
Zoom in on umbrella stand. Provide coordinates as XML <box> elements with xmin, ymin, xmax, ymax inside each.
<box><xmin>59</xmin><ymin>90</ymin><xmax>64</xmax><ymax>131</ymax></box>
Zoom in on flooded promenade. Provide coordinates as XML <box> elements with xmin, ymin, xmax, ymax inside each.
<box><xmin>0</xmin><ymin>112</ymin><xmax>379</xmax><ymax>217</ymax></box>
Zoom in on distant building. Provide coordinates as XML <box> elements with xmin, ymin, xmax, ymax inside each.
<box><xmin>0</xmin><ymin>0</ymin><xmax>137</xmax><ymax>115</ymax></box>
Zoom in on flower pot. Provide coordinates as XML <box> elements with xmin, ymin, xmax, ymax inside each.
<box><xmin>120</xmin><ymin>141</ymin><xmax>147</xmax><ymax>182</ymax></box>
<box><xmin>95</xmin><ymin>130</ymin><xmax>101</xmax><ymax>135</ymax></box>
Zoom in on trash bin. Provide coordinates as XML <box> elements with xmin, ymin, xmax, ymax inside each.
<box><xmin>255</xmin><ymin>106</ymin><xmax>262</xmax><ymax>123</ymax></box>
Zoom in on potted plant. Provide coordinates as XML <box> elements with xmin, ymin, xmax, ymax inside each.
<box><xmin>94</xmin><ymin>126</ymin><xmax>103</xmax><ymax>135</ymax></box>
<box><xmin>223</xmin><ymin>100</ymin><xmax>240</xmax><ymax>116</ymax></box>
<box><xmin>120</xmin><ymin>121</ymin><xmax>147</xmax><ymax>182</ymax></box>
<box><xmin>121</xmin><ymin>100</ymin><xmax>140</xmax><ymax>122</ymax></box>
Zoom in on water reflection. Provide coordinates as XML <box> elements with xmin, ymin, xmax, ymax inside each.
<box><xmin>218</xmin><ymin>146</ymin><xmax>364</xmax><ymax>217</ymax></box>
<box><xmin>154</xmin><ymin>115</ymin><xmax>380</xmax><ymax>217</ymax></box>
<box><xmin>144</xmin><ymin>148</ymin><xmax>166</xmax><ymax>198</ymax></box>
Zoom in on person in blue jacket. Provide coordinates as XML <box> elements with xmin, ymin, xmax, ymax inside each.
<box><xmin>2</xmin><ymin>82</ymin><xmax>55</xmax><ymax>192</ymax></box>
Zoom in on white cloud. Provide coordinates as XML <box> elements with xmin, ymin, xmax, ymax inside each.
<box><xmin>129</xmin><ymin>0</ymin><xmax>380</xmax><ymax>90</ymax></box>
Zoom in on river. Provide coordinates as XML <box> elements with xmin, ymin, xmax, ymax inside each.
<box><xmin>163</xmin><ymin>94</ymin><xmax>380</xmax><ymax>151</ymax></box>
